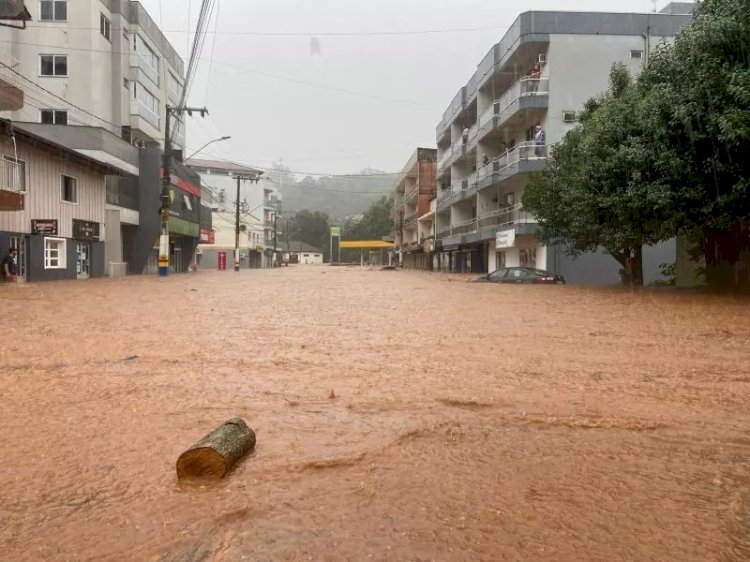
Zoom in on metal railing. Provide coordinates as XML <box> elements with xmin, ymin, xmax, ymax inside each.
<box><xmin>404</xmin><ymin>211</ymin><xmax>419</xmax><ymax>225</ymax></box>
<box><xmin>436</xmin><ymin>204</ymin><xmax>535</xmax><ymax>238</ymax></box>
<box><xmin>0</xmin><ymin>156</ymin><xmax>24</xmax><ymax>192</ymax></box>
<box><xmin>405</xmin><ymin>185</ymin><xmax>419</xmax><ymax>202</ymax></box>
<box><xmin>478</xmin><ymin>77</ymin><xmax>550</xmax><ymax>128</ymax></box>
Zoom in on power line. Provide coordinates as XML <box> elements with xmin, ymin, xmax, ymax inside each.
<box><xmin>20</xmin><ymin>23</ymin><xmax>508</xmax><ymax>37</ymax></box>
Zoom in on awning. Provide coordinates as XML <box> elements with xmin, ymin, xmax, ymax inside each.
<box><xmin>339</xmin><ymin>240</ymin><xmax>394</xmax><ymax>249</ymax></box>
<box><xmin>0</xmin><ymin>1</ymin><xmax>31</xmax><ymax>24</ymax></box>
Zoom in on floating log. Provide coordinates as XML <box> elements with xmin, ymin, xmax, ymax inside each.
<box><xmin>176</xmin><ymin>418</ymin><xmax>256</xmax><ymax>479</ymax></box>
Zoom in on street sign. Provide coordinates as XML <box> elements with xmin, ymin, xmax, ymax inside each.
<box><xmin>72</xmin><ymin>219</ymin><xmax>100</xmax><ymax>241</ymax></box>
<box><xmin>31</xmin><ymin>219</ymin><xmax>58</xmax><ymax>236</ymax></box>
<box><xmin>496</xmin><ymin>228</ymin><xmax>516</xmax><ymax>249</ymax></box>
<box><xmin>330</xmin><ymin>226</ymin><xmax>341</xmax><ymax>237</ymax></box>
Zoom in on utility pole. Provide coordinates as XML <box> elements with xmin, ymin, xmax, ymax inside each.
<box><xmin>272</xmin><ymin>210</ymin><xmax>279</xmax><ymax>267</ymax></box>
<box><xmin>233</xmin><ymin>174</ymin><xmax>261</xmax><ymax>272</ymax></box>
<box><xmin>160</xmin><ymin>104</ymin><xmax>208</xmax><ymax>277</ymax></box>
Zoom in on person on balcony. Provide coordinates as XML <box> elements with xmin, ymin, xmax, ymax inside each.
<box><xmin>528</xmin><ymin>63</ymin><xmax>542</xmax><ymax>93</ymax></box>
<box><xmin>482</xmin><ymin>154</ymin><xmax>489</xmax><ymax>167</ymax></box>
<box><xmin>462</xmin><ymin>126</ymin><xmax>469</xmax><ymax>145</ymax></box>
<box><xmin>534</xmin><ymin>125</ymin><xmax>546</xmax><ymax>157</ymax></box>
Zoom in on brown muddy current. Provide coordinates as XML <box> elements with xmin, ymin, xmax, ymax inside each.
<box><xmin>2</xmin><ymin>268</ymin><xmax>750</xmax><ymax>562</ymax></box>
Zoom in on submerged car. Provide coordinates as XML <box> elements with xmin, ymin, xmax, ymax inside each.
<box><xmin>474</xmin><ymin>267</ymin><xmax>566</xmax><ymax>285</ymax></box>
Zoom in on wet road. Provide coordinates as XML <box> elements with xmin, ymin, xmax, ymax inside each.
<box><xmin>2</xmin><ymin>267</ymin><xmax>750</xmax><ymax>561</ymax></box>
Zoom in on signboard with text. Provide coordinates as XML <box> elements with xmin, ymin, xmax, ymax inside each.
<box><xmin>330</xmin><ymin>226</ymin><xmax>341</xmax><ymax>237</ymax></box>
<box><xmin>496</xmin><ymin>228</ymin><xmax>516</xmax><ymax>249</ymax></box>
<box><xmin>218</xmin><ymin>252</ymin><xmax>227</xmax><ymax>271</ymax></box>
<box><xmin>200</xmin><ymin>228</ymin><xmax>215</xmax><ymax>244</ymax></box>
<box><xmin>72</xmin><ymin>219</ymin><xmax>100</xmax><ymax>241</ymax></box>
<box><xmin>32</xmin><ymin>219</ymin><xmax>58</xmax><ymax>236</ymax></box>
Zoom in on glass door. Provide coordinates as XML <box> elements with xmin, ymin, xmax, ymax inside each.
<box><xmin>9</xmin><ymin>236</ymin><xmax>26</xmax><ymax>280</ymax></box>
<box><xmin>76</xmin><ymin>242</ymin><xmax>90</xmax><ymax>279</ymax></box>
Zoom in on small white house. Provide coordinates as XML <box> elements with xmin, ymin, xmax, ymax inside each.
<box><xmin>283</xmin><ymin>241</ymin><xmax>324</xmax><ymax>265</ymax></box>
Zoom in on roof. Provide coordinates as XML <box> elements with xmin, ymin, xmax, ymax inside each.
<box><xmin>186</xmin><ymin>158</ymin><xmax>263</xmax><ymax>177</ymax></box>
<box><xmin>281</xmin><ymin>240</ymin><xmax>323</xmax><ymax>253</ymax></box>
<box><xmin>339</xmin><ymin>240</ymin><xmax>394</xmax><ymax>249</ymax></box>
<box><xmin>0</xmin><ymin>0</ymin><xmax>30</xmax><ymax>21</ymax></box>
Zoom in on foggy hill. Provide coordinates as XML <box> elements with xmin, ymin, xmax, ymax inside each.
<box><xmin>266</xmin><ymin>164</ymin><xmax>393</xmax><ymax>222</ymax></box>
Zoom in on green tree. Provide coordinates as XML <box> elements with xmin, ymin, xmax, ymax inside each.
<box><xmin>641</xmin><ymin>0</ymin><xmax>750</xmax><ymax>289</ymax></box>
<box><xmin>286</xmin><ymin>210</ymin><xmax>331</xmax><ymax>262</ymax></box>
<box><xmin>523</xmin><ymin>64</ymin><xmax>673</xmax><ymax>285</ymax></box>
<box><xmin>340</xmin><ymin>196</ymin><xmax>394</xmax><ymax>262</ymax></box>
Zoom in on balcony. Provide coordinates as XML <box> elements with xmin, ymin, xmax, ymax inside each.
<box><xmin>477</xmin><ymin>141</ymin><xmax>547</xmax><ymax>191</ymax></box>
<box><xmin>405</xmin><ymin>185</ymin><xmax>419</xmax><ymax>203</ymax></box>
<box><xmin>130</xmin><ymin>52</ymin><xmax>160</xmax><ymax>86</ymax></box>
<box><xmin>130</xmin><ymin>99</ymin><xmax>159</xmax><ymax>130</ymax></box>
<box><xmin>477</xmin><ymin>204</ymin><xmax>534</xmax><ymax>230</ymax></box>
<box><xmin>404</xmin><ymin>210</ymin><xmax>419</xmax><ymax>226</ymax></box>
<box><xmin>436</xmin><ymin>204</ymin><xmax>537</xmax><ymax>245</ymax></box>
<box><xmin>478</xmin><ymin>77</ymin><xmax>549</xmax><ymax>140</ymax></box>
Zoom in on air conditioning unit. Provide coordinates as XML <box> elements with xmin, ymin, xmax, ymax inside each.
<box><xmin>562</xmin><ymin>110</ymin><xmax>577</xmax><ymax>123</ymax></box>
<box><xmin>537</xmin><ymin>54</ymin><xmax>547</xmax><ymax>64</ymax></box>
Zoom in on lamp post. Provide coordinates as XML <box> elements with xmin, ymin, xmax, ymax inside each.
<box><xmin>185</xmin><ymin>136</ymin><xmax>231</xmax><ymax>161</ymax></box>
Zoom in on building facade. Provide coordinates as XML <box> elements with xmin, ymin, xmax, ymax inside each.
<box><xmin>434</xmin><ymin>4</ymin><xmax>692</xmax><ymax>283</ymax></box>
<box><xmin>391</xmin><ymin>147</ymin><xmax>437</xmax><ymax>269</ymax></box>
<box><xmin>188</xmin><ymin>158</ymin><xmax>280</xmax><ymax>269</ymax></box>
<box><xmin>0</xmin><ymin>119</ymin><xmax>111</xmax><ymax>281</ymax></box>
<box><xmin>282</xmin><ymin>241</ymin><xmax>323</xmax><ymax>265</ymax></box>
<box><xmin>0</xmin><ymin>0</ymin><xmax>186</xmax><ymax>150</ymax></box>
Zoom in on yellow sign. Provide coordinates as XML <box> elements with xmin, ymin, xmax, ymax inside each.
<box><xmin>330</xmin><ymin>226</ymin><xmax>341</xmax><ymax>237</ymax></box>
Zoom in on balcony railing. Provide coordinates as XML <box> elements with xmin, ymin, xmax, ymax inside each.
<box><xmin>405</xmin><ymin>185</ymin><xmax>419</xmax><ymax>202</ymax></box>
<box><xmin>477</xmin><ymin>204</ymin><xmax>534</xmax><ymax>229</ymax></box>
<box><xmin>436</xmin><ymin>204</ymin><xmax>534</xmax><ymax>239</ymax></box>
<box><xmin>404</xmin><ymin>211</ymin><xmax>419</xmax><ymax>225</ymax></box>
<box><xmin>478</xmin><ymin>77</ymin><xmax>550</xmax><ymax>129</ymax></box>
<box><xmin>481</xmin><ymin>141</ymin><xmax>547</xmax><ymax>179</ymax></box>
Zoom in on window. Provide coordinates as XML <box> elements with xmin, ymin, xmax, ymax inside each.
<box><xmin>630</xmin><ymin>50</ymin><xmax>644</xmax><ymax>59</ymax></box>
<box><xmin>61</xmin><ymin>175</ymin><xmax>77</xmax><ymax>203</ymax></box>
<box><xmin>40</xmin><ymin>109</ymin><xmax>67</xmax><ymax>125</ymax></box>
<box><xmin>562</xmin><ymin>110</ymin><xmax>577</xmax><ymax>123</ymax></box>
<box><xmin>44</xmin><ymin>238</ymin><xmax>66</xmax><ymax>269</ymax></box>
<box><xmin>100</xmin><ymin>13</ymin><xmax>111</xmax><ymax>42</ymax></box>
<box><xmin>2</xmin><ymin>155</ymin><xmax>26</xmax><ymax>192</ymax></box>
<box><xmin>40</xmin><ymin>54</ymin><xmax>67</xmax><ymax>77</ymax></box>
<box><xmin>182</xmin><ymin>194</ymin><xmax>193</xmax><ymax>212</ymax></box>
<box><xmin>133</xmin><ymin>82</ymin><xmax>158</xmax><ymax>116</ymax></box>
<box><xmin>40</xmin><ymin>0</ymin><xmax>66</xmax><ymax>21</ymax></box>
<box><xmin>520</xmin><ymin>249</ymin><xmax>537</xmax><ymax>268</ymax></box>
<box><xmin>134</xmin><ymin>35</ymin><xmax>158</xmax><ymax>72</ymax></box>
<box><xmin>168</xmin><ymin>72</ymin><xmax>182</xmax><ymax>102</ymax></box>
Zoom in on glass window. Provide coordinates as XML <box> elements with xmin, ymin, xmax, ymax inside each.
<box><xmin>100</xmin><ymin>13</ymin><xmax>111</xmax><ymax>42</ymax></box>
<box><xmin>61</xmin><ymin>175</ymin><xmax>77</xmax><ymax>203</ymax></box>
<box><xmin>2</xmin><ymin>156</ymin><xmax>26</xmax><ymax>192</ymax></box>
<box><xmin>133</xmin><ymin>82</ymin><xmax>158</xmax><ymax>115</ymax></box>
<box><xmin>40</xmin><ymin>110</ymin><xmax>67</xmax><ymax>125</ymax></box>
<box><xmin>40</xmin><ymin>0</ymin><xmax>66</xmax><ymax>21</ymax></box>
<box><xmin>40</xmin><ymin>54</ymin><xmax>67</xmax><ymax>77</ymax></box>
<box><xmin>168</xmin><ymin>72</ymin><xmax>182</xmax><ymax>102</ymax></box>
<box><xmin>44</xmin><ymin>238</ymin><xmax>66</xmax><ymax>269</ymax></box>
<box><xmin>135</xmin><ymin>35</ymin><xmax>159</xmax><ymax>72</ymax></box>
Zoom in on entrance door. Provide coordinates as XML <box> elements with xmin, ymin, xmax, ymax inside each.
<box><xmin>76</xmin><ymin>242</ymin><xmax>91</xmax><ymax>279</ymax></box>
<box><xmin>9</xmin><ymin>235</ymin><xmax>26</xmax><ymax>281</ymax></box>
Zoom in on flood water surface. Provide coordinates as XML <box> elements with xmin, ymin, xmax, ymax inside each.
<box><xmin>2</xmin><ymin>268</ymin><xmax>750</xmax><ymax>561</ymax></box>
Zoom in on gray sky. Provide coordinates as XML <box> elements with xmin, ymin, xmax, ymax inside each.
<box><xmin>142</xmin><ymin>0</ymin><xmax>663</xmax><ymax>177</ymax></box>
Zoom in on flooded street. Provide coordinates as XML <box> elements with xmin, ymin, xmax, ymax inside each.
<box><xmin>2</xmin><ymin>267</ymin><xmax>750</xmax><ymax>561</ymax></box>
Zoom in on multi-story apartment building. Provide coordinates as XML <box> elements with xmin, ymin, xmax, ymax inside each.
<box><xmin>391</xmin><ymin>147</ymin><xmax>436</xmax><ymax>269</ymax></box>
<box><xmin>435</xmin><ymin>4</ymin><xmax>693</xmax><ymax>283</ymax></box>
<box><xmin>0</xmin><ymin>0</ymin><xmax>186</xmax><ymax>149</ymax></box>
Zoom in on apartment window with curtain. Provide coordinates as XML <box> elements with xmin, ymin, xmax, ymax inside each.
<box><xmin>40</xmin><ymin>0</ymin><xmax>67</xmax><ymax>21</ymax></box>
<box><xmin>40</xmin><ymin>54</ymin><xmax>68</xmax><ymax>77</ymax></box>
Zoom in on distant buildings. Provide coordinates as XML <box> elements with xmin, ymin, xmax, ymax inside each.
<box><xmin>391</xmin><ymin>148</ymin><xmax>437</xmax><ymax>270</ymax></box>
<box><xmin>281</xmin><ymin>241</ymin><xmax>324</xmax><ymax>265</ymax></box>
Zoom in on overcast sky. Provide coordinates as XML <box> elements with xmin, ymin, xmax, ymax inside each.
<box><xmin>141</xmin><ymin>0</ymin><xmax>666</xmax><ymax>177</ymax></box>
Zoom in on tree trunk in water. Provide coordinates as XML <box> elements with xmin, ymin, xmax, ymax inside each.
<box><xmin>177</xmin><ymin>418</ymin><xmax>256</xmax><ymax>479</ymax></box>
<box><xmin>631</xmin><ymin>246</ymin><xmax>644</xmax><ymax>287</ymax></box>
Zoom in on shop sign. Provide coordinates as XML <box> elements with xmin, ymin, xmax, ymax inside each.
<box><xmin>200</xmin><ymin>228</ymin><xmax>215</xmax><ymax>244</ymax></box>
<box><xmin>31</xmin><ymin>219</ymin><xmax>58</xmax><ymax>236</ymax></box>
<box><xmin>73</xmin><ymin>219</ymin><xmax>100</xmax><ymax>241</ymax></box>
<box><xmin>496</xmin><ymin>228</ymin><xmax>516</xmax><ymax>249</ymax></box>
<box><xmin>330</xmin><ymin>226</ymin><xmax>341</xmax><ymax>237</ymax></box>
<box><xmin>218</xmin><ymin>252</ymin><xmax>227</xmax><ymax>271</ymax></box>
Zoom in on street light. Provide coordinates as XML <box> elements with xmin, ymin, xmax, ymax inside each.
<box><xmin>185</xmin><ymin>135</ymin><xmax>231</xmax><ymax>161</ymax></box>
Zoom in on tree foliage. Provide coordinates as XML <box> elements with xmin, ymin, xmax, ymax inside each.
<box><xmin>286</xmin><ymin>210</ymin><xmax>331</xmax><ymax>261</ymax></box>
<box><xmin>524</xmin><ymin>0</ymin><xmax>750</xmax><ymax>289</ymax></box>
<box><xmin>339</xmin><ymin>196</ymin><xmax>394</xmax><ymax>262</ymax></box>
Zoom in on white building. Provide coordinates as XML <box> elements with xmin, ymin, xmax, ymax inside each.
<box><xmin>0</xmin><ymin>0</ymin><xmax>186</xmax><ymax>149</ymax></box>
<box><xmin>435</xmin><ymin>3</ymin><xmax>693</xmax><ymax>283</ymax></box>
<box><xmin>283</xmin><ymin>241</ymin><xmax>323</xmax><ymax>265</ymax></box>
<box><xmin>188</xmin><ymin>158</ymin><xmax>281</xmax><ymax>269</ymax></box>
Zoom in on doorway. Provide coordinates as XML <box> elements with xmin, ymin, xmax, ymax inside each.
<box><xmin>10</xmin><ymin>235</ymin><xmax>26</xmax><ymax>281</ymax></box>
<box><xmin>76</xmin><ymin>242</ymin><xmax>91</xmax><ymax>279</ymax></box>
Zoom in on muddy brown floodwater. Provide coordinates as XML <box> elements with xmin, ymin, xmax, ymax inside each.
<box><xmin>2</xmin><ymin>268</ymin><xmax>750</xmax><ymax>561</ymax></box>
